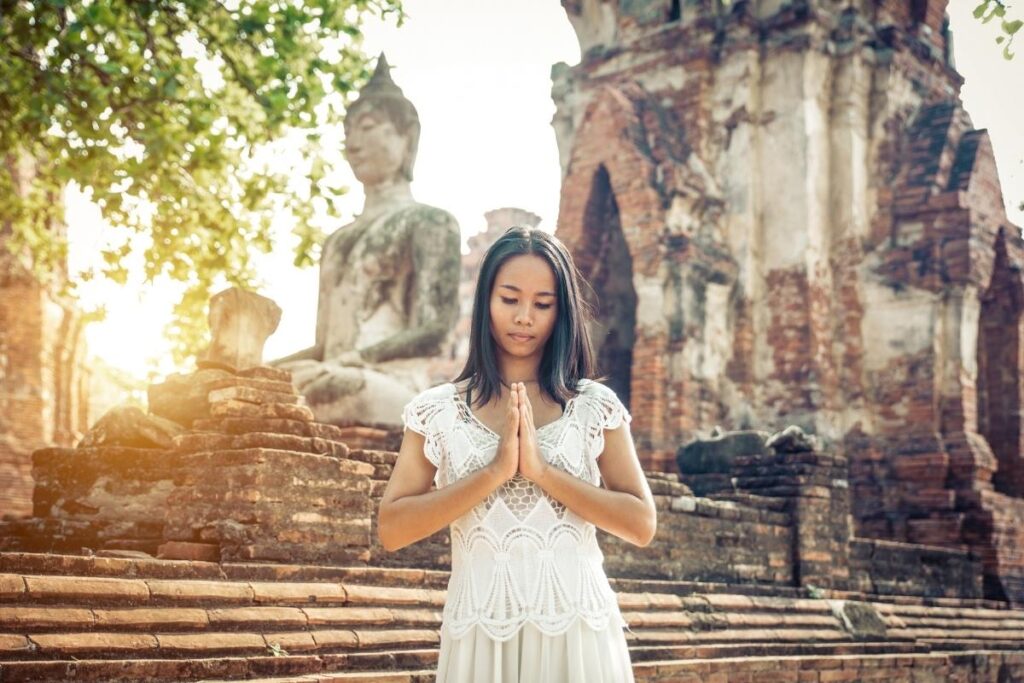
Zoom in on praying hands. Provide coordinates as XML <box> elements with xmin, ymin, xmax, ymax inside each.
<box><xmin>488</xmin><ymin>382</ymin><xmax>550</xmax><ymax>485</ymax></box>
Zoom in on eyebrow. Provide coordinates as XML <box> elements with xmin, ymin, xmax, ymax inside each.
<box><xmin>498</xmin><ymin>284</ymin><xmax>556</xmax><ymax>297</ymax></box>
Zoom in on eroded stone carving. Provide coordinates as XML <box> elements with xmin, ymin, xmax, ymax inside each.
<box><xmin>199</xmin><ymin>287</ymin><xmax>282</xmax><ymax>372</ymax></box>
<box><xmin>275</xmin><ymin>55</ymin><xmax>461</xmax><ymax>426</ymax></box>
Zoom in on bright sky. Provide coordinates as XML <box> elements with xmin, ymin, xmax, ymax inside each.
<box><xmin>67</xmin><ymin>0</ymin><xmax>1023</xmax><ymax>384</ymax></box>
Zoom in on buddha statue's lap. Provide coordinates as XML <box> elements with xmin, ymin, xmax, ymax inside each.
<box><xmin>273</xmin><ymin>55</ymin><xmax>461</xmax><ymax>427</ymax></box>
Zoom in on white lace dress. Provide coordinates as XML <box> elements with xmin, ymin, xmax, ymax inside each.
<box><xmin>401</xmin><ymin>379</ymin><xmax>635</xmax><ymax>683</ymax></box>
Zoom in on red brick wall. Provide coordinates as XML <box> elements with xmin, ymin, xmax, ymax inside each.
<box><xmin>554</xmin><ymin>5</ymin><xmax>1022</xmax><ymax>602</ymax></box>
<box><xmin>0</xmin><ymin>238</ymin><xmax>88</xmax><ymax>519</ymax></box>
<box><xmin>0</xmin><ymin>282</ymin><xmax>44</xmax><ymax>518</ymax></box>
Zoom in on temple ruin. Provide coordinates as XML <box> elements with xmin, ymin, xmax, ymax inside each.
<box><xmin>2</xmin><ymin>1</ymin><xmax>1024</xmax><ymax>680</ymax></box>
<box><xmin>553</xmin><ymin>0</ymin><xmax>1024</xmax><ymax>604</ymax></box>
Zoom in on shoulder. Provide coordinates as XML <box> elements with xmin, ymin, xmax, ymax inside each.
<box><xmin>576</xmin><ymin>378</ymin><xmax>614</xmax><ymax>398</ymax></box>
<box><xmin>401</xmin><ymin>383</ymin><xmax>457</xmax><ymax>435</ymax></box>
<box><xmin>574</xmin><ymin>379</ymin><xmax>631</xmax><ymax>429</ymax></box>
<box><xmin>395</xmin><ymin>204</ymin><xmax>460</xmax><ymax>234</ymax></box>
<box><xmin>410</xmin><ymin>382</ymin><xmax>457</xmax><ymax>405</ymax></box>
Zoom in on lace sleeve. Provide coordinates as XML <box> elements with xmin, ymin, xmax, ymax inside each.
<box><xmin>401</xmin><ymin>386</ymin><xmax>453</xmax><ymax>468</ymax></box>
<box><xmin>582</xmin><ymin>382</ymin><xmax>632</xmax><ymax>461</ymax></box>
<box><xmin>401</xmin><ymin>395</ymin><xmax>430</xmax><ymax>438</ymax></box>
<box><xmin>590</xmin><ymin>383</ymin><xmax>632</xmax><ymax>430</ymax></box>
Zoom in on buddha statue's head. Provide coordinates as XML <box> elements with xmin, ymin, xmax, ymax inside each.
<box><xmin>344</xmin><ymin>54</ymin><xmax>421</xmax><ymax>187</ymax></box>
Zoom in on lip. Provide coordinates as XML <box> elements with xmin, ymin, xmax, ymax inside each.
<box><xmin>508</xmin><ymin>333</ymin><xmax>534</xmax><ymax>342</ymax></box>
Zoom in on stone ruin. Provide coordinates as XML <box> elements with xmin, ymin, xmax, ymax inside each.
<box><xmin>0</xmin><ymin>288</ymin><xmax>441</xmax><ymax>567</ymax></box>
<box><xmin>553</xmin><ymin>0</ymin><xmax>1024</xmax><ymax>605</ymax></box>
<box><xmin>3</xmin><ymin>284</ymin><xmax>1024</xmax><ymax>681</ymax></box>
<box><xmin>0</xmin><ymin>155</ymin><xmax>90</xmax><ymax>519</ymax></box>
<box><xmin>3</xmin><ymin>0</ymin><xmax>1024</xmax><ymax>679</ymax></box>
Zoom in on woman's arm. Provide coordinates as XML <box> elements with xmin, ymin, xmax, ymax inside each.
<box><xmin>377</xmin><ymin>390</ymin><xmax>521</xmax><ymax>551</ymax></box>
<box><xmin>516</xmin><ymin>384</ymin><xmax>657</xmax><ymax>547</ymax></box>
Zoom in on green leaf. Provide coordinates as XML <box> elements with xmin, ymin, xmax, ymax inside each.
<box><xmin>1</xmin><ymin>0</ymin><xmax>403</xmax><ymax>360</ymax></box>
<box><xmin>974</xmin><ymin>1</ymin><xmax>990</xmax><ymax>19</ymax></box>
<box><xmin>1005</xmin><ymin>19</ymin><xmax>1023</xmax><ymax>35</ymax></box>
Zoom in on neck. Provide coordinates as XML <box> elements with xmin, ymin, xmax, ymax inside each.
<box><xmin>360</xmin><ymin>178</ymin><xmax>413</xmax><ymax>216</ymax></box>
<box><xmin>497</xmin><ymin>352</ymin><xmax>542</xmax><ymax>386</ymax></box>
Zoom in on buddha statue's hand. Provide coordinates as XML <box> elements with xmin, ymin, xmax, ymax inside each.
<box><xmin>489</xmin><ymin>385</ymin><xmax>520</xmax><ymax>485</ymax></box>
<box><xmin>336</xmin><ymin>350</ymin><xmax>367</xmax><ymax>368</ymax></box>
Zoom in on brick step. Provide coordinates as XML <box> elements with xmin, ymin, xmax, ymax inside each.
<box><xmin>917</xmin><ymin>638</ymin><xmax>1024</xmax><ymax>651</ymax></box>
<box><xmin>888</xmin><ymin>618</ymin><xmax>1024</xmax><ymax>634</ymax></box>
<box><xmin>0</xmin><ymin>574</ymin><xmax>447</xmax><ymax>609</ymax></box>
<box><xmin>608</xmin><ymin>576</ymin><xmax>806</xmax><ymax>599</ymax></box>
<box><xmin>889</xmin><ymin>615</ymin><xmax>1024</xmax><ymax>630</ymax></box>
<box><xmin>626</xmin><ymin>639</ymin><xmax>927</xmax><ymax>662</ymax></box>
<box><xmin>201</xmin><ymin>675</ymin><xmax>437</xmax><ymax>683</ymax></box>
<box><xmin>3</xmin><ymin>553</ymin><xmax>825</xmax><ymax>600</ymax></box>
<box><xmin>0</xmin><ymin>639</ymin><xmax>936</xmax><ymax>683</ymax></box>
<box><xmin>0</xmin><ymin>629</ymin><xmax>440</xmax><ymax>661</ymax></box>
<box><xmin>628</xmin><ymin>651</ymin><xmax>1017</xmax><ymax>682</ymax></box>
<box><xmin>627</xmin><ymin>626</ymin><xmax>860</xmax><ymax>645</ymax></box>
<box><xmin>876</xmin><ymin>602</ymin><xmax>1024</xmax><ymax>620</ymax></box>
<box><xmin>7</xmin><ymin>647</ymin><xmax>1013</xmax><ymax>683</ymax></box>
<box><xmin>620</xmin><ymin>609</ymin><xmax>840</xmax><ymax>629</ymax></box>
<box><xmin>0</xmin><ymin>605</ymin><xmax>443</xmax><ymax>633</ymax></box>
<box><xmin>890</xmin><ymin>627</ymin><xmax>1024</xmax><ymax>641</ymax></box>
<box><xmin>618</xmin><ymin>591</ymin><xmax>833</xmax><ymax>614</ymax></box>
<box><xmin>0</xmin><ymin>553</ymin><xmax>450</xmax><ymax>589</ymax></box>
<box><xmin>2</xmin><ymin>571</ymin><xmax>833</xmax><ymax>619</ymax></box>
<box><xmin>0</xmin><ymin>652</ymin><xmax>437</xmax><ymax>682</ymax></box>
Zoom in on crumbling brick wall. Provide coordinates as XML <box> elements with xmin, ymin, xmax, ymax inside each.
<box><xmin>552</xmin><ymin>0</ymin><xmax>1024</xmax><ymax>601</ymax></box>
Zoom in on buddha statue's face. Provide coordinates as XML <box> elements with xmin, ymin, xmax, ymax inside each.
<box><xmin>344</xmin><ymin>105</ymin><xmax>411</xmax><ymax>187</ymax></box>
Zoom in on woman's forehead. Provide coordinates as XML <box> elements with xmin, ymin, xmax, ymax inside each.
<box><xmin>494</xmin><ymin>254</ymin><xmax>557</xmax><ymax>292</ymax></box>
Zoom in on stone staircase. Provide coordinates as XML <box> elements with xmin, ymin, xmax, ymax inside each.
<box><xmin>4</xmin><ymin>552</ymin><xmax>1024</xmax><ymax>682</ymax></box>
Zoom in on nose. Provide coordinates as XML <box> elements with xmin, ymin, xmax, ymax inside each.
<box><xmin>514</xmin><ymin>304</ymin><xmax>532</xmax><ymax>327</ymax></box>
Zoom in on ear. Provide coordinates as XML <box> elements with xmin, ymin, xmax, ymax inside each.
<box><xmin>402</xmin><ymin>135</ymin><xmax>418</xmax><ymax>181</ymax></box>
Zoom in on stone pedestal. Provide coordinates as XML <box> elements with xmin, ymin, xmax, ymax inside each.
<box><xmin>1</xmin><ymin>365</ymin><xmax>385</xmax><ymax>566</ymax></box>
<box><xmin>161</xmin><ymin>367</ymin><xmax>374</xmax><ymax>564</ymax></box>
<box><xmin>1</xmin><ymin>445</ymin><xmax>177</xmax><ymax>554</ymax></box>
<box><xmin>163</xmin><ymin>447</ymin><xmax>373</xmax><ymax>564</ymax></box>
<box><xmin>679</xmin><ymin>427</ymin><xmax>852</xmax><ymax>591</ymax></box>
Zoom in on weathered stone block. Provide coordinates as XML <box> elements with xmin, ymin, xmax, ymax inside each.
<box><xmin>210</xmin><ymin>399</ymin><xmax>314</xmax><ymax>422</ymax></box>
<box><xmin>78</xmin><ymin>407</ymin><xmax>184</xmax><ymax>449</ymax></box>
<box><xmin>677</xmin><ymin>431</ymin><xmax>771</xmax><ymax>476</ymax></box>
<box><xmin>208</xmin><ymin>385</ymin><xmax>300</xmax><ymax>406</ymax></box>
<box><xmin>148</xmin><ymin>368</ymin><xmax>233</xmax><ymax>427</ymax></box>
<box><xmin>157</xmin><ymin>541</ymin><xmax>220</xmax><ymax>562</ymax></box>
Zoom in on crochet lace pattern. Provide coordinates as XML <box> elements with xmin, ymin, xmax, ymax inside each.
<box><xmin>401</xmin><ymin>379</ymin><xmax>631</xmax><ymax>641</ymax></box>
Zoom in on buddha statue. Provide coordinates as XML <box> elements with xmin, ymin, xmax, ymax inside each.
<box><xmin>275</xmin><ymin>55</ymin><xmax>461</xmax><ymax>426</ymax></box>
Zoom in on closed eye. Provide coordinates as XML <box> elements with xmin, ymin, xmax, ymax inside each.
<box><xmin>500</xmin><ymin>296</ymin><xmax>553</xmax><ymax>310</ymax></box>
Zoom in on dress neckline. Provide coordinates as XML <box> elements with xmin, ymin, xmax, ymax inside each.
<box><xmin>447</xmin><ymin>383</ymin><xmax>581</xmax><ymax>439</ymax></box>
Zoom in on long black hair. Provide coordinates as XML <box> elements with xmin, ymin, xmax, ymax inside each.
<box><xmin>454</xmin><ymin>226</ymin><xmax>596</xmax><ymax>408</ymax></box>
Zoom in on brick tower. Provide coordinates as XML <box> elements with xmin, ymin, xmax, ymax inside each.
<box><xmin>553</xmin><ymin>0</ymin><xmax>1024</xmax><ymax>600</ymax></box>
<box><xmin>0</xmin><ymin>155</ymin><xmax>89</xmax><ymax>518</ymax></box>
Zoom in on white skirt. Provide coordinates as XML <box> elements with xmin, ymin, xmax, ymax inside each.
<box><xmin>435</xmin><ymin>620</ymin><xmax>635</xmax><ymax>683</ymax></box>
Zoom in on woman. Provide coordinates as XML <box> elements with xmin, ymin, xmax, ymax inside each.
<box><xmin>378</xmin><ymin>226</ymin><xmax>657</xmax><ymax>682</ymax></box>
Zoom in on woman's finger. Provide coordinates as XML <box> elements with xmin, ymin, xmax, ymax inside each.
<box><xmin>520</xmin><ymin>385</ymin><xmax>533</xmax><ymax>425</ymax></box>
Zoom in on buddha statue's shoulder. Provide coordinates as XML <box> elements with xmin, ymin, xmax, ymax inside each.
<box><xmin>387</xmin><ymin>202</ymin><xmax>460</xmax><ymax>234</ymax></box>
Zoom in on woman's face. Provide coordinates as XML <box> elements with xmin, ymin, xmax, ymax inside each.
<box><xmin>488</xmin><ymin>253</ymin><xmax>559</xmax><ymax>362</ymax></box>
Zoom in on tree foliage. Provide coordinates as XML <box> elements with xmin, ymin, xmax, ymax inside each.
<box><xmin>0</xmin><ymin>0</ymin><xmax>401</xmax><ymax>363</ymax></box>
<box><xmin>973</xmin><ymin>0</ymin><xmax>1023</xmax><ymax>59</ymax></box>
